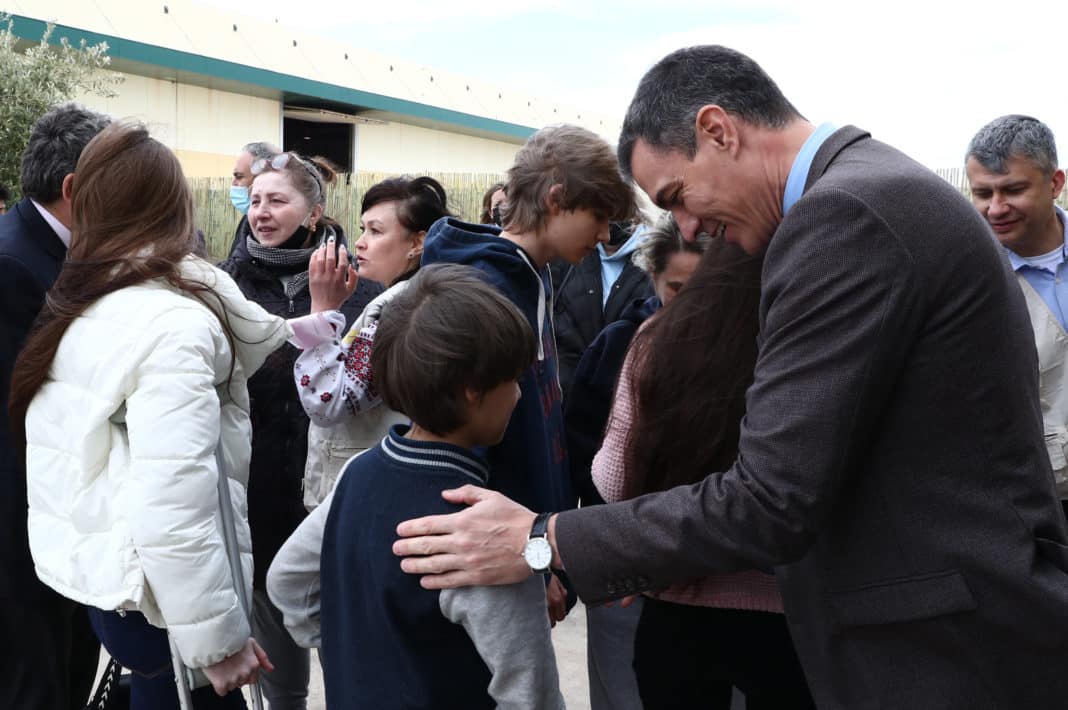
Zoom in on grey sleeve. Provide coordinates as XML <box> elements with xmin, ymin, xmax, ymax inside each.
<box><xmin>265</xmin><ymin>486</ymin><xmax>333</xmax><ymax>648</ymax></box>
<box><xmin>439</xmin><ymin>578</ymin><xmax>566</xmax><ymax>710</ymax></box>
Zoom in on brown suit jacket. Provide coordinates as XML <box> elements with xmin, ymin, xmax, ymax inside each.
<box><xmin>556</xmin><ymin>127</ymin><xmax>1068</xmax><ymax>709</ymax></box>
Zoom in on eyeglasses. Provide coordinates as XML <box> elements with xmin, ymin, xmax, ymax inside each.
<box><xmin>251</xmin><ymin>152</ymin><xmax>323</xmax><ymax>199</ymax></box>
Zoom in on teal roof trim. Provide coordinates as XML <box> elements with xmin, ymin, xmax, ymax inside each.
<box><xmin>7</xmin><ymin>15</ymin><xmax>536</xmax><ymax>140</ymax></box>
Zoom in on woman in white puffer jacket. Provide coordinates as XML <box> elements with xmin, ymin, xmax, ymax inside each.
<box><xmin>9</xmin><ymin>123</ymin><xmax>331</xmax><ymax>709</ymax></box>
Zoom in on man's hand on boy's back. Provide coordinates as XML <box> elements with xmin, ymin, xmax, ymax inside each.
<box><xmin>394</xmin><ymin>485</ymin><xmax>542</xmax><ymax>588</ymax></box>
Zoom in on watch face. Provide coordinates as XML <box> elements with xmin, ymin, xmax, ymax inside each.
<box><xmin>523</xmin><ymin>537</ymin><xmax>553</xmax><ymax>571</ymax></box>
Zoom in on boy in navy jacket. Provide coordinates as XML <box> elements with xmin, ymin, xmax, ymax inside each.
<box><xmin>319</xmin><ymin>264</ymin><xmax>565</xmax><ymax>709</ymax></box>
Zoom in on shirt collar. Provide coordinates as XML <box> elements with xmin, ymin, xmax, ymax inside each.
<box><xmin>783</xmin><ymin>122</ymin><xmax>838</xmax><ymax>215</ymax></box>
<box><xmin>1005</xmin><ymin>205</ymin><xmax>1068</xmax><ymax>273</ymax></box>
<box><xmin>31</xmin><ymin>199</ymin><xmax>72</xmax><ymax>248</ymax></box>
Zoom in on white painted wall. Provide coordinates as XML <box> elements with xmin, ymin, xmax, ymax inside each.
<box><xmin>77</xmin><ymin>73</ymin><xmax>282</xmax><ymax>177</ymax></box>
<box><xmin>356</xmin><ymin>121</ymin><xmax>519</xmax><ymax>174</ymax></box>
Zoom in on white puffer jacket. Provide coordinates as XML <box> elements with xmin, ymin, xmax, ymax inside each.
<box><xmin>25</xmin><ymin>256</ymin><xmax>291</xmax><ymax>669</ymax></box>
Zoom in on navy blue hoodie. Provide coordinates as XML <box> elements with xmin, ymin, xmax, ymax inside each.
<box><xmin>421</xmin><ymin>217</ymin><xmax>576</xmax><ymax>514</ymax></box>
<box><xmin>565</xmin><ymin>295</ymin><xmax>660</xmax><ymax>506</ymax></box>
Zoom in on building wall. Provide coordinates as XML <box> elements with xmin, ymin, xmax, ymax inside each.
<box><xmin>76</xmin><ymin>73</ymin><xmax>282</xmax><ymax>178</ymax></box>
<box><xmin>355</xmin><ymin>122</ymin><xmax>519</xmax><ymax>174</ymax></box>
<box><xmin>77</xmin><ymin>72</ymin><xmax>522</xmax><ymax>177</ymax></box>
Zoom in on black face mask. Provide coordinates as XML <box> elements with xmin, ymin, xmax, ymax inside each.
<box><xmin>608</xmin><ymin>222</ymin><xmax>633</xmax><ymax>247</ymax></box>
<box><xmin>278</xmin><ymin>224</ymin><xmax>313</xmax><ymax>250</ymax></box>
<box><xmin>491</xmin><ymin>204</ymin><xmax>504</xmax><ymax>227</ymax></box>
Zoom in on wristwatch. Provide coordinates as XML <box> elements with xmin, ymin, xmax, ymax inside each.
<box><xmin>523</xmin><ymin>512</ymin><xmax>553</xmax><ymax>575</ymax></box>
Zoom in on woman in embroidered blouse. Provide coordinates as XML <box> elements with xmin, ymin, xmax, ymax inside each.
<box><xmin>592</xmin><ymin>237</ymin><xmax>816</xmax><ymax>709</ymax></box>
<box><xmin>293</xmin><ymin>177</ymin><xmax>451</xmax><ymax>507</ymax></box>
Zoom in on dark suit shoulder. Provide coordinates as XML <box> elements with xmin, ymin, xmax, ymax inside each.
<box><xmin>0</xmin><ymin>202</ymin><xmax>65</xmax><ymax>291</ymax></box>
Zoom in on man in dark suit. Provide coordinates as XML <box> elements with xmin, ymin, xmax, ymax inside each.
<box><xmin>1</xmin><ymin>104</ymin><xmax>110</xmax><ymax>710</ymax></box>
<box><xmin>393</xmin><ymin>46</ymin><xmax>1068</xmax><ymax>709</ymax></box>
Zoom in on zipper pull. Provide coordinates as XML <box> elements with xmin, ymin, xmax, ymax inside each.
<box><xmin>288</xmin><ymin>298</ymin><xmax>295</xmax><ymax>315</ymax></box>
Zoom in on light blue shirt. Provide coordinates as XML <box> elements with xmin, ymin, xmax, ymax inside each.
<box><xmin>596</xmin><ymin>226</ymin><xmax>648</xmax><ymax>308</ymax></box>
<box><xmin>783</xmin><ymin>122</ymin><xmax>838</xmax><ymax>215</ymax></box>
<box><xmin>1006</xmin><ymin>206</ymin><xmax>1068</xmax><ymax>330</ymax></box>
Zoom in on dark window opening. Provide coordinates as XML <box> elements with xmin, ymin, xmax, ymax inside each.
<box><xmin>283</xmin><ymin>117</ymin><xmax>353</xmax><ymax>172</ymax></box>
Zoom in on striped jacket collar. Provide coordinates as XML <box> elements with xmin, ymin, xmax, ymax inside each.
<box><xmin>381</xmin><ymin>425</ymin><xmax>490</xmax><ymax>485</ymax></box>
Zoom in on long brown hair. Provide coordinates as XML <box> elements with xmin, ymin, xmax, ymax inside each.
<box><xmin>9</xmin><ymin>121</ymin><xmax>230</xmax><ymax>445</ymax></box>
<box><xmin>621</xmin><ymin>236</ymin><xmax>763</xmax><ymax>499</ymax></box>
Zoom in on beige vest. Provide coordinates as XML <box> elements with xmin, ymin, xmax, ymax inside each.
<box><xmin>1018</xmin><ymin>276</ymin><xmax>1068</xmax><ymax>497</ymax></box>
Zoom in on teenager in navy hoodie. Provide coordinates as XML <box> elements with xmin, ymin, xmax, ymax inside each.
<box><xmin>421</xmin><ymin>124</ymin><xmax>637</xmax><ymax>617</ymax></box>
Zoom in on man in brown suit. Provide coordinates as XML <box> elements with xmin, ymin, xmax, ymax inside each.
<box><xmin>393</xmin><ymin>46</ymin><xmax>1068</xmax><ymax>709</ymax></box>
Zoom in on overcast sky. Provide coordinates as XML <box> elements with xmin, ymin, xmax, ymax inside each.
<box><xmin>197</xmin><ymin>0</ymin><xmax>1065</xmax><ymax>170</ymax></box>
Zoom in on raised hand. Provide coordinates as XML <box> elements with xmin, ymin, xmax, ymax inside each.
<box><xmin>309</xmin><ymin>236</ymin><xmax>358</xmax><ymax>313</ymax></box>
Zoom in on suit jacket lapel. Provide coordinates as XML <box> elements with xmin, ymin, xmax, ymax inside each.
<box><xmin>803</xmin><ymin>125</ymin><xmax>871</xmax><ymax>193</ymax></box>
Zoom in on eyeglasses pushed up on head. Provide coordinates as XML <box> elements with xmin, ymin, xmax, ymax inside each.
<box><xmin>250</xmin><ymin>152</ymin><xmax>323</xmax><ymax>198</ymax></box>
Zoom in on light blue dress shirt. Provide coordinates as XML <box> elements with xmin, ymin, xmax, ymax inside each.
<box><xmin>1006</xmin><ymin>206</ymin><xmax>1068</xmax><ymax>331</ymax></box>
<box><xmin>783</xmin><ymin>122</ymin><xmax>838</xmax><ymax>215</ymax></box>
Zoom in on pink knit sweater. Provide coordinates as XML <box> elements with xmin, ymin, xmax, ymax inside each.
<box><xmin>591</xmin><ymin>346</ymin><xmax>783</xmax><ymax>614</ymax></box>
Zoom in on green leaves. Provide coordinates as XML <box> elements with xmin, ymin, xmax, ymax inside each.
<box><xmin>0</xmin><ymin>14</ymin><xmax>122</xmax><ymax>197</ymax></box>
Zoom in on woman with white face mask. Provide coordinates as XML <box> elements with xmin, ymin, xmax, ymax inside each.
<box><xmin>216</xmin><ymin>152</ymin><xmax>381</xmax><ymax>710</ymax></box>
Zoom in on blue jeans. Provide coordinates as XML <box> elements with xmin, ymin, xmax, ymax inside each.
<box><xmin>87</xmin><ymin>608</ymin><xmax>247</xmax><ymax>710</ymax></box>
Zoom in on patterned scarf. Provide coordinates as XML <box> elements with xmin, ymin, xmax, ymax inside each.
<box><xmin>245</xmin><ymin>224</ymin><xmax>336</xmax><ymax>302</ymax></box>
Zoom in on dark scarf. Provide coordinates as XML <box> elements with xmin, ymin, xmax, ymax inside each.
<box><xmin>246</xmin><ymin>224</ymin><xmax>336</xmax><ymax>301</ymax></box>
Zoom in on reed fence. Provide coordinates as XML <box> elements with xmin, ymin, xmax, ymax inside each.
<box><xmin>190</xmin><ymin>171</ymin><xmax>505</xmax><ymax>262</ymax></box>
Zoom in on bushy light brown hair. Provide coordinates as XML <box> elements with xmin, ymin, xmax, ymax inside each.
<box><xmin>501</xmin><ymin>124</ymin><xmax>636</xmax><ymax>232</ymax></box>
<box><xmin>371</xmin><ymin>264</ymin><xmax>536</xmax><ymax>436</ymax></box>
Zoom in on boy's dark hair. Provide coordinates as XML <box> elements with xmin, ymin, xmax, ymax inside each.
<box><xmin>372</xmin><ymin>264</ymin><xmax>537</xmax><ymax>436</ymax></box>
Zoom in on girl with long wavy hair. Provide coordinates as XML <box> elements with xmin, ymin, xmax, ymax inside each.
<box><xmin>592</xmin><ymin>237</ymin><xmax>816</xmax><ymax>709</ymax></box>
<box><xmin>8</xmin><ymin>122</ymin><xmax>295</xmax><ymax>708</ymax></box>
